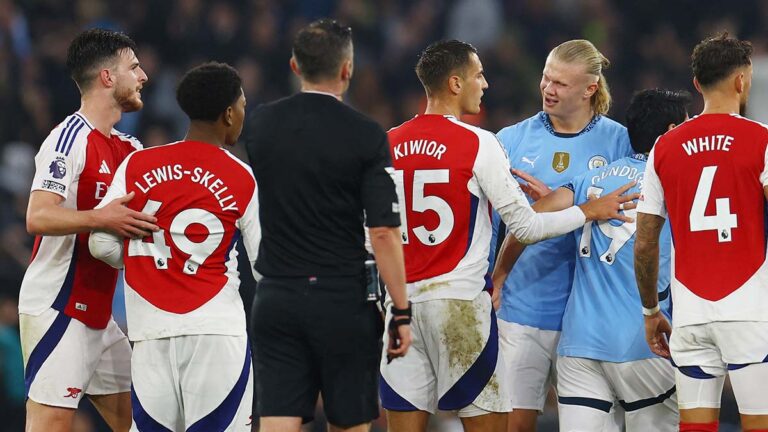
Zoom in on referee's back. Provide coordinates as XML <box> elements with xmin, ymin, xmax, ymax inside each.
<box><xmin>245</xmin><ymin>92</ymin><xmax>397</xmax><ymax>277</ymax></box>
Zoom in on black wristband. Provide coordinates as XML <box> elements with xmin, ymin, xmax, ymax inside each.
<box><xmin>390</xmin><ymin>301</ymin><xmax>412</xmax><ymax>318</ymax></box>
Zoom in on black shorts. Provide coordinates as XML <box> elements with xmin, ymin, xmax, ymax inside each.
<box><xmin>250</xmin><ymin>275</ymin><xmax>384</xmax><ymax>427</ymax></box>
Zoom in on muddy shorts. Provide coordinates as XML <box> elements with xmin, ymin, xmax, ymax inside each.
<box><xmin>379</xmin><ymin>291</ymin><xmax>512</xmax><ymax>416</ymax></box>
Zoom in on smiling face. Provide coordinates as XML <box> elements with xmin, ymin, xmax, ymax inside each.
<box><xmin>458</xmin><ymin>52</ymin><xmax>488</xmax><ymax>115</ymax></box>
<box><xmin>112</xmin><ymin>48</ymin><xmax>148</xmax><ymax>112</ymax></box>
<box><xmin>540</xmin><ymin>56</ymin><xmax>597</xmax><ymax>120</ymax></box>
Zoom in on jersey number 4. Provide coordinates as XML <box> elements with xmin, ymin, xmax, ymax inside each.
<box><xmin>127</xmin><ymin>199</ymin><xmax>225</xmax><ymax>274</ymax></box>
<box><xmin>392</xmin><ymin>169</ymin><xmax>455</xmax><ymax>246</ymax></box>
<box><xmin>689</xmin><ymin>166</ymin><xmax>737</xmax><ymax>242</ymax></box>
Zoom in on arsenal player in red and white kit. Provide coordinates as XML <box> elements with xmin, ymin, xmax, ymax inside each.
<box><xmin>19</xmin><ymin>29</ymin><xmax>155</xmax><ymax>432</ymax></box>
<box><xmin>636</xmin><ymin>34</ymin><xmax>768</xmax><ymax>431</ymax></box>
<box><xmin>90</xmin><ymin>63</ymin><xmax>256</xmax><ymax>431</ymax></box>
<box><xmin>380</xmin><ymin>40</ymin><xmax>635</xmax><ymax>432</ymax></box>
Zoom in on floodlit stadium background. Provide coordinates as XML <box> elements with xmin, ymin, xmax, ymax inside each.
<box><xmin>1</xmin><ymin>0</ymin><xmax>765</xmax><ymax>430</ymax></box>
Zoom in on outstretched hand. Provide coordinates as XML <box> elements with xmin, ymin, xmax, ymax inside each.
<box><xmin>579</xmin><ymin>180</ymin><xmax>639</xmax><ymax>223</ymax></box>
<box><xmin>512</xmin><ymin>169</ymin><xmax>552</xmax><ymax>201</ymax></box>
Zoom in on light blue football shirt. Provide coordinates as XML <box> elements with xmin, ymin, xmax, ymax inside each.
<box><xmin>557</xmin><ymin>155</ymin><xmax>672</xmax><ymax>362</ymax></box>
<box><xmin>494</xmin><ymin>112</ymin><xmax>632</xmax><ymax>330</ymax></box>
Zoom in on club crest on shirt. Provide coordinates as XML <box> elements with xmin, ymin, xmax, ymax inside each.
<box><xmin>588</xmin><ymin>155</ymin><xmax>608</xmax><ymax>169</ymax></box>
<box><xmin>49</xmin><ymin>158</ymin><xmax>67</xmax><ymax>179</ymax></box>
<box><xmin>552</xmin><ymin>152</ymin><xmax>569</xmax><ymax>173</ymax></box>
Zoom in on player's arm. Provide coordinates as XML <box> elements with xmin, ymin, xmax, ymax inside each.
<box><xmin>490</xmin><ymin>187</ymin><xmax>575</xmax><ymax>307</ymax></box>
<box><xmin>477</xmin><ymin>136</ymin><xmax>636</xmax><ymax>244</ymax></box>
<box><xmin>27</xmin><ymin>190</ymin><xmax>156</xmax><ymax>237</ymax></box>
<box><xmin>633</xmin><ymin>148</ymin><xmax>671</xmax><ymax>358</ymax></box>
<box><xmin>239</xmin><ymin>180</ymin><xmax>263</xmax><ymax>281</ymax></box>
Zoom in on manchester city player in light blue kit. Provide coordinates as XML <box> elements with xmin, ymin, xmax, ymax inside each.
<box><xmin>494</xmin><ymin>89</ymin><xmax>690</xmax><ymax>431</ymax></box>
<box><xmin>491</xmin><ymin>39</ymin><xmax>632</xmax><ymax>432</ymax></box>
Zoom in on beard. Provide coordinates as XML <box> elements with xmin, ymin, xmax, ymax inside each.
<box><xmin>114</xmin><ymin>84</ymin><xmax>143</xmax><ymax>112</ymax></box>
<box><xmin>740</xmin><ymin>100</ymin><xmax>747</xmax><ymax>116</ymax></box>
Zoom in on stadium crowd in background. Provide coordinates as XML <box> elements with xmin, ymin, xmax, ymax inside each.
<box><xmin>1</xmin><ymin>0</ymin><xmax>767</xmax><ymax>431</ymax></box>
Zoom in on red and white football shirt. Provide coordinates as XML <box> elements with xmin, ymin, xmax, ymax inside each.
<box><xmin>638</xmin><ymin>113</ymin><xmax>768</xmax><ymax>327</ymax></box>
<box><xmin>19</xmin><ymin>112</ymin><xmax>141</xmax><ymax>329</ymax></box>
<box><xmin>99</xmin><ymin>141</ymin><xmax>260</xmax><ymax>341</ymax></box>
<box><xmin>388</xmin><ymin>115</ymin><xmax>526</xmax><ymax>302</ymax></box>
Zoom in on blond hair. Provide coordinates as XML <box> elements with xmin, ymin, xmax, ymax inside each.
<box><xmin>549</xmin><ymin>39</ymin><xmax>612</xmax><ymax>115</ymax></box>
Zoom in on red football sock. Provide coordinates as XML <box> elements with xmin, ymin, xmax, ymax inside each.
<box><xmin>679</xmin><ymin>421</ymin><xmax>718</xmax><ymax>432</ymax></box>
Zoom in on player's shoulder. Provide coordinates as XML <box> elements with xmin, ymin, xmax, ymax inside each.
<box><xmin>593</xmin><ymin>114</ymin><xmax>627</xmax><ymax>133</ymax></box>
<box><xmin>112</xmin><ymin>129</ymin><xmax>143</xmax><ymax>151</ymax></box>
<box><xmin>41</xmin><ymin>113</ymin><xmax>93</xmax><ymax>156</ymax></box>
<box><xmin>729</xmin><ymin>113</ymin><xmax>768</xmax><ymax>135</ymax></box>
<box><xmin>497</xmin><ymin>112</ymin><xmax>541</xmax><ymax>142</ymax></box>
<box><xmin>445</xmin><ymin>115</ymin><xmax>499</xmax><ymax>146</ymax></box>
<box><xmin>220</xmin><ymin>148</ymin><xmax>255</xmax><ymax>178</ymax></box>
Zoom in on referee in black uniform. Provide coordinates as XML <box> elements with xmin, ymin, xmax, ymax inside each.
<box><xmin>245</xmin><ymin>19</ymin><xmax>412</xmax><ymax>432</ymax></box>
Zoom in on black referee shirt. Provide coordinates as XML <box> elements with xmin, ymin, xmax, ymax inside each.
<box><xmin>245</xmin><ymin>92</ymin><xmax>400</xmax><ymax>277</ymax></box>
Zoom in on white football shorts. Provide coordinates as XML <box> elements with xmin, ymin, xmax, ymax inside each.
<box><xmin>497</xmin><ymin>319</ymin><xmax>559</xmax><ymax>411</ymax></box>
<box><xmin>557</xmin><ymin>356</ymin><xmax>678</xmax><ymax>431</ymax></box>
<box><xmin>130</xmin><ymin>334</ymin><xmax>253</xmax><ymax>431</ymax></box>
<box><xmin>670</xmin><ymin>321</ymin><xmax>768</xmax><ymax>414</ymax></box>
<box><xmin>20</xmin><ymin>307</ymin><xmax>131</xmax><ymax>409</ymax></box>
<box><xmin>380</xmin><ymin>291</ymin><xmax>511</xmax><ymax>417</ymax></box>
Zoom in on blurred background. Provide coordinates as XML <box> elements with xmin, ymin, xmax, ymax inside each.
<box><xmin>0</xmin><ymin>0</ymin><xmax>764</xmax><ymax>430</ymax></box>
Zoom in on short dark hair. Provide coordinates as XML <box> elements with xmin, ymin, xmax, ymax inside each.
<box><xmin>691</xmin><ymin>32</ymin><xmax>753</xmax><ymax>88</ymax></box>
<box><xmin>626</xmin><ymin>89</ymin><xmax>691</xmax><ymax>154</ymax></box>
<box><xmin>176</xmin><ymin>62</ymin><xmax>242</xmax><ymax>122</ymax></box>
<box><xmin>416</xmin><ymin>40</ymin><xmax>478</xmax><ymax>95</ymax></box>
<box><xmin>292</xmin><ymin>19</ymin><xmax>352</xmax><ymax>82</ymax></box>
<box><xmin>66</xmin><ymin>28</ymin><xmax>137</xmax><ymax>91</ymax></box>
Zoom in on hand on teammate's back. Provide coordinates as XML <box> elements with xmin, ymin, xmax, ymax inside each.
<box><xmin>579</xmin><ymin>180</ymin><xmax>639</xmax><ymax>223</ymax></box>
<box><xmin>512</xmin><ymin>168</ymin><xmax>552</xmax><ymax>201</ymax></box>
<box><xmin>96</xmin><ymin>191</ymin><xmax>159</xmax><ymax>238</ymax></box>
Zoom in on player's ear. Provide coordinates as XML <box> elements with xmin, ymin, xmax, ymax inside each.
<box><xmin>667</xmin><ymin>123</ymin><xmax>676</xmax><ymax>131</ymax></box>
<box><xmin>223</xmin><ymin>106</ymin><xmax>234</xmax><ymax>127</ymax></box>
<box><xmin>584</xmin><ymin>80</ymin><xmax>598</xmax><ymax>99</ymax></box>
<box><xmin>735</xmin><ymin>71</ymin><xmax>745</xmax><ymax>94</ymax></box>
<box><xmin>99</xmin><ymin>68</ymin><xmax>114</xmax><ymax>89</ymax></box>
<box><xmin>448</xmin><ymin>75</ymin><xmax>462</xmax><ymax>95</ymax></box>
<box><xmin>692</xmin><ymin>77</ymin><xmax>703</xmax><ymax>94</ymax></box>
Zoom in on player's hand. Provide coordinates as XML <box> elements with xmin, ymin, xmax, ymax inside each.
<box><xmin>491</xmin><ymin>287</ymin><xmax>502</xmax><ymax>311</ymax></box>
<box><xmin>579</xmin><ymin>180</ymin><xmax>639</xmax><ymax>223</ymax></box>
<box><xmin>512</xmin><ymin>169</ymin><xmax>552</xmax><ymax>201</ymax></box>
<box><xmin>644</xmin><ymin>312</ymin><xmax>672</xmax><ymax>358</ymax></box>
<box><xmin>388</xmin><ymin>321</ymin><xmax>412</xmax><ymax>360</ymax></box>
<box><xmin>96</xmin><ymin>192</ymin><xmax>159</xmax><ymax>238</ymax></box>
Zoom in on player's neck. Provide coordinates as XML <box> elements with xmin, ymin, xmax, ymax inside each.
<box><xmin>548</xmin><ymin>109</ymin><xmax>594</xmax><ymax>134</ymax></box>
<box><xmin>185</xmin><ymin>124</ymin><xmax>225</xmax><ymax>148</ymax></box>
<box><xmin>79</xmin><ymin>95</ymin><xmax>122</xmax><ymax>136</ymax></box>
<box><xmin>700</xmin><ymin>94</ymin><xmax>741</xmax><ymax>115</ymax></box>
<box><xmin>424</xmin><ymin>97</ymin><xmax>462</xmax><ymax>118</ymax></box>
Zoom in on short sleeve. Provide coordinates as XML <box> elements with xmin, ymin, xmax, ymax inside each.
<box><xmin>362</xmin><ymin>129</ymin><xmax>400</xmax><ymax>228</ymax></box>
<box><xmin>238</xmin><ymin>180</ymin><xmax>261</xmax><ymax>263</ymax></box>
<box><xmin>473</xmin><ymin>132</ymin><xmax>527</xmax><ymax>211</ymax></box>
<box><xmin>760</xmin><ymin>144</ymin><xmax>768</xmax><ymax>187</ymax></box>
<box><xmin>31</xmin><ymin>122</ymin><xmax>87</xmax><ymax>198</ymax></box>
<box><xmin>636</xmin><ymin>148</ymin><xmax>667</xmax><ymax>218</ymax></box>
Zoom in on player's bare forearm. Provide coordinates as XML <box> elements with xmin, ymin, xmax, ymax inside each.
<box><xmin>492</xmin><ymin>235</ymin><xmax>526</xmax><ymax>289</ymax></box>
<box><xmin>26</xmin><ymin>190</ymin><xmax>99</xmax><ymax>235</ymax></box>
<box><xmin>531</xmin><ymin>186</ymin><xmax>575</xmax><ymax>213</ymax></box>
<box><xmin>369</xmin><ymin>226</ymin><xmax>409</xmax><ymax>309</ymax></box>
<box><xmin>634</xmin><ymin>212</ymin><xmax>666</xmax><ymax>308</ymax></box>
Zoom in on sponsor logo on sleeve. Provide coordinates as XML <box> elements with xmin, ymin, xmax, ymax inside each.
<box><xmin>48</xmin><ymin>158</ymin><xmax>67</xmax><ymax>179</ymax></box>
<box><xmin>41</xmin><ymin>180</ymin><xmax>66</xmax><ymax>194</ymax></box>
